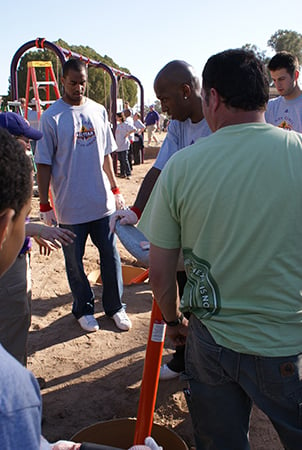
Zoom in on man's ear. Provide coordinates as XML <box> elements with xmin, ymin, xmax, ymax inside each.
<box><xmin>182</xmin><ymin>83</ymin><xmax>192</xmax><ymax>100</ymax></box>
<box><xmin>0</xmin><ymin>209</ymin><xmax>15</xmax><ymax>250</ymax></box>
<box><xmin>294</xmin><ymin>70</ymin><xmax>300</xmax><ymax>82</ymax></box>
<box><xmin>210</xmin><ymin>88</ymin><xmax>221</xmax><ymax>112</ymax></box>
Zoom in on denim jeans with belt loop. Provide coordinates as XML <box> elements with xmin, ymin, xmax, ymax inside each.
<box><xmin>60</xmin><ymin>215</ymin><xmax>124</xmax><ymax>319</ymax></box>
<box><xmin>184</xmin><ymin>314</ymin><xmax>302</xmax><ymax>450</ymax></box>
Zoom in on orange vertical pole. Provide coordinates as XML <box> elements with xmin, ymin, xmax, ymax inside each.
<box><xmin>45</xmin><ymin>67</ymin><xmax>50</xmax><ymax>106</ymax></box>
<box><xmin>50</xmin><ymin>66</ymin><xmax>61</xmax><ymax>100</ymax></box>
<box><xmin>24</xmin><ymin>68</ymin><xmax>31</xmax><ymax>119</ymax></box>
<box><xmin>133</xmin><ymin>298</ymin><xmax>166</xmax><ymax>444</ymax></box>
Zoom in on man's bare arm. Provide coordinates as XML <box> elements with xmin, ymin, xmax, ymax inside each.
<box><xmin>103</xmin><ymin>154</ymin><xmax>119</xmax><ymax>189</ymax></box>
<box><xmin>149</xmin><ymin>244</ymin><xmax>188</xmax><ymax>345</ymax></box>
<box><xmin>149</xmin><ymin>244</ymin><xmax>181</xmax><ymax>320</ymax></box>
<box><xmin>133</xmin><ymin>166</ymin><xmax>161</xmax><ymax>213</ymax></box>
<box><xmin>36</xmin><ymin>164</ymin><xmax>51</xmax><ymax>204</ymax></box>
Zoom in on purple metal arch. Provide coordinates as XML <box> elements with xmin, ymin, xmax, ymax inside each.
<box><xmin>10</xmin><ymin>38</ymin><xmax>145</xmax><ymax>131</ymax></box>
<box><xmin>10</xmin><ymin>38</ymin><xmax>66</xmax><ymax>101</ymax></box>
<box><xmin>59</xmin><ymin>47</ymin><xmax>144</xmax><ymax>127</ymax></box>
<box><xmin>58</xmin><ymin>46</ymin><xmax>118</xmax><ymax>129</ymax></box>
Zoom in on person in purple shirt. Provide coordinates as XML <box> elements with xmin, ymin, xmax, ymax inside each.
<box><xmin>144</xmin><ymin>104</ymin><xmax>160</xmax><ymax>146</ymax></box>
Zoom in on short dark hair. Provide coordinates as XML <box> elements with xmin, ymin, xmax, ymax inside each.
<box><xmin>123</xmin><ymin>109</ymin><xmax>131</xmax><ymax>118</ymax></box>
<box><xmin>202</xmin><ymin>49</ymin><xmax>269</xmax><ymax>111</ymax></box>
<box><xmin>268</xmin><ymin>51</ymin><xmax>300</xmax><ymax>77</ymax></box>
<box><xmin>63</xmin><ymin>58</ymin><xmax>87</xmax><ymax>77</ymax></box>
<box><xmin>116</xmin><ymin>112</ymin><xmax>125</xmax><ymax>122</ymax></box>
<box><xmin>0</xmin><ymin>129</ymin><xmax>32</xmax><ymax>218</ymax></box>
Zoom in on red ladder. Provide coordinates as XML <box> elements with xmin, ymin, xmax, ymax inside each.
<box><xmin>24</xmin><ymin>60</ymin><xmax>61</xmax><ymax>120</ymax></box>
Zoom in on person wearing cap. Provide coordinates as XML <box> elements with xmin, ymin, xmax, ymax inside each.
<box><xmin>0</xmin><ymin>111</ymin><xmax>76</xmax><ymax>366</ymax></box>
<box><xmin>144</xmin><ymin>104</ymin><xmax>160</xmax><ymax>146</ymax></box>
<box><xmin>0</xmin><ymin>109</ymin><xmax>43</xmax><ymax>141</ymax></box>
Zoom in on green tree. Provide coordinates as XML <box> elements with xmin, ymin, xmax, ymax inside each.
<box><xmin>242</xmin><ymin>43</ymin><xmax>269</xmax><ymax>63</ymax></box>
<box><xmin>9</xmin><ymin>39</ymin><xmax>138</xmax><ymax>106</ymax></box>
<box><xmin>267</xmin><ymin>29</ymin><xmax>302</xmax><ymax>63</ymax></box>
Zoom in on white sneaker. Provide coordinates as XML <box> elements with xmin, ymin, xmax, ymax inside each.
<box><xmin>78</xmin><ymin>315</ymin><xmax>99</xmax><ymax>332</ymax></box>
<box><xmin>159</xmin><ymin>364</ymin><xmax>180</xmax><ymax>380</ymax></box>
<box><xmin>112</xmin><ymin>308</ymin><xmax>132</xmax><ymax>331</ymax></box>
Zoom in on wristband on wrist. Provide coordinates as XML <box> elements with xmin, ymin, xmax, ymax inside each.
<box><xmin>40</xmin><ymin>202</ymin><xmax>52</xmax><ymax>212</ymax></box>
<box><xmin>162</xmin><ymin>312</ymin><xmax>184</xmax><ymax>327</ymax></box>
<box><xmin>130</xmin><ymin>206</ymin><xmax>142</xmax><ymax>220</ymax></box>
<box><xmin>111</xmin><ymin>187</ymin><xmax>120</xmax><ymax>195</ymax></box>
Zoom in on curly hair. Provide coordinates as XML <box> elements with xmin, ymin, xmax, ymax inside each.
<box><xmin>0</xmin><ymin>128</ymin><xmax>32</xmax><ymax>218</ymax></box>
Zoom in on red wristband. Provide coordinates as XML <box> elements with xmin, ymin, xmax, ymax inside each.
<box><xmin>40</xmin><ymin>202</ymin><xmax>52</xmax><ymax>212</ymax></box>
<box><xmin>111</xmin><ymin>187</ymin><xmax>120</xmax><ymax>195</ymax></box>
<box><xmin>130</xmin><ymin>206</ymin><xmax>142</xmax><ymax>220</ymax></box>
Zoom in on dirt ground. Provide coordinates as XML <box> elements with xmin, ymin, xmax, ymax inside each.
<box><xmin>28</xmin><ymin>132</ymin><xmax>283</xmax><ymax>449</ymax></box>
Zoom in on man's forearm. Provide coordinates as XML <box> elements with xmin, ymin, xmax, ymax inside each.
<box><xmin>36</xmin><ymin>164</ymin><xmax>51</xmax><ymax>204</ymax></box>
<box><xmin>149</xmin><ymin>245</ymin><xmax>181</xmax><ymax>321</ymax></box>
<box><xmin>133</xmin><ymin>167</ymin><xmax>161</xmax><ymax>213</ymax></box>
<box><xmin>103</xmin><ymin>154</ymin><xmax>119</xmax><ymax>189</ymax></box>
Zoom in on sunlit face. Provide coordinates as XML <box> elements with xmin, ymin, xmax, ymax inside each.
<box><xmin>0</xmin><ymin>196</ymin><xmax>32</xmax><ymax>277</ymax></box>
<box><xmin>270</xmin><ymin>68</ymin><xmax>297</xmax><ymax>99</ymax></box>
<box><xmin>154</xmin><ymin>78</ymin><xmax>187</xmax><ymax>121</ymax></box>
<box><xmin>62</xmin><ymin>68</ymin><xmax>87</xmax><ymax>105</ymax></box>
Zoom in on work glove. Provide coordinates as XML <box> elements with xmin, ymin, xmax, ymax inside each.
<box><xmin>111</xmin><ymin>187</ymin><xmax>126</xmax><ymax>210</ymax></box>
<box><xmin>114</xmin><ymin>193</ymin><xmax>126</xmax><ymax>210</ymax></box>
<box><xmin>109</xmin><ymin>207</ymin><xmax>140</xmax><ymax>234</ymax></box>
<box><xmin>39</xmin><ymin>202</ymin><xmax>57</xmax><ymax>226</ymax></box>
<box><xmin>128</xmin><ymin>436</ymin><xmax>163</xmax><ymax>450</ymax></box>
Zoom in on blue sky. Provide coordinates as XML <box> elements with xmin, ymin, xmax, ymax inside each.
<box><xmin>1</xmin><ymin>0</ymin><xmax>301</xmax><ymax>105</ymax></box>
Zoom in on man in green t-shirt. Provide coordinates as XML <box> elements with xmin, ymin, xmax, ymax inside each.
<box><xmin>139</xmin><ymin>49</ymin><xmax>302</xmax><ymax>450</ymax></box>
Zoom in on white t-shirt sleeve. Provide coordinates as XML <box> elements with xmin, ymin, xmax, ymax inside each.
<box><xmin>153</xmin><ymin>120</ymin><xmax>180</xmax><ymax>170</ymax></box>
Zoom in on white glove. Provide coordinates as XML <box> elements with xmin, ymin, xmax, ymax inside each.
<box><xmin>50</xmin><ymin>441</ymin><xmax>81</xmax><ymax>450</ymax></box>
<box><xmin>114</xmin><ymin>193</ymin><xmax>126</xmax><ymax>210</ymax></box>
<box><xmin>109</xmin><ymin>209</ymin><xmax>139</xmax><ymax>234</ymax></box>
<box><xmin>39</xmin><ymin>209</ymin><xmax>57</xmax><ymax>226</ymax></box>
<box><xmin>40</xmin><ymin>436</ymin><xmax>80</xmax><ymax>450</ymax></box>
<box><xmin>128</xmin><ymin>436</ymin><xmax>163</xmax><ymax>450</ymax></box>
<box><xmin>144</xmin><ymin>437</ymin><xmax>163</xmax><ymax>450</ymax></box>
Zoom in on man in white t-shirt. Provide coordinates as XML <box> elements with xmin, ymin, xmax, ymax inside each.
<box><xmin>265</xmin><ymin>51</ymin><xmax>302</xmax><ymax>131</ymax></box>
<box><xmin>35</xmin><ymin>59</ymin><xmax>132</xmax><ymax>334</ymax></box>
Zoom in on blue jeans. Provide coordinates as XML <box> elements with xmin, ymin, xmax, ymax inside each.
<box><xmin>60</xmin><ymin>216</ymin><xmax>123</xmax><ymax>319</ymax></box>
<box><xmin>118</xmin><ymin>150</ymin><xmax>131</xmax><ymax>177</ymax></box>
<box><xmin>184</xmin><ymin>314</ymin><xmax>302</xmax><ymax>450</ymax></box>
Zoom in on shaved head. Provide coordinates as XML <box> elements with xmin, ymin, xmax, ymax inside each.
<box><xmin>154</xmin><ymin>60</ymin><xmax>200</xmax><ymax>92</ymax></box>
<box><xmin>153</xmin><ymin>60</ymin><xmax>203</xmax><ymax>123</ymax></box>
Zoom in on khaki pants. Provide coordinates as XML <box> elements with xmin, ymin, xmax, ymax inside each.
<box><xmin>0</xmin><ymin>253</ymin><xmax>31</xmax><ymax>365</ymax></box>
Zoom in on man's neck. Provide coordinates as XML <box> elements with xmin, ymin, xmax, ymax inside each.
<box><xmin>215</xmin><ymin>110</ymin><xmax>266</xmax><ymax>131</ymax></box>
<box><xmin>190</xmin><ymin>98</ymin><xmax>204</xmax><ymax>123</ymax></box>
<box><xmin>283</xmin><ymin>85</ymin><xmax>302</xmax><ymax>101</ymax></box>
<box><xmin>62</xmin><ymin>95</ymin><xmax>86</xmax><ymax>106</ymax></box>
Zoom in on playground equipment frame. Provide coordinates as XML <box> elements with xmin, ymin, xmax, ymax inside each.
<box><xmin>10</xmin><ymin>37</ymin><xmax>144</xmax><ymax>133</ymax></box>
